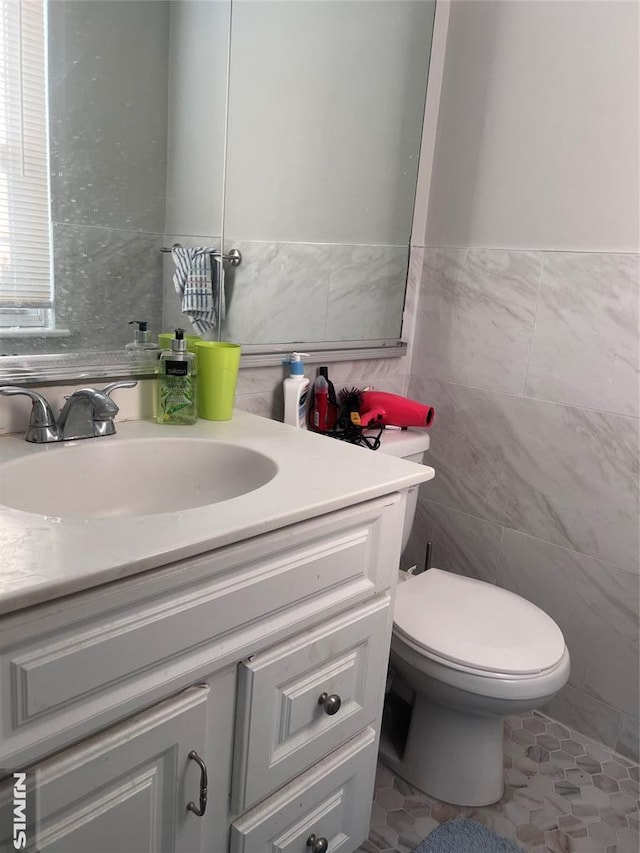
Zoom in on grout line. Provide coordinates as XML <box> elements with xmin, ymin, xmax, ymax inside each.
<box><xmin>404</xmin><ymin>246</ymin><xmax>427</xmax><ymax>376</ymax></box>
<box><xmin>54</xmin><ymin>222</ymin><xmax>167</xmax><ymax>240</ymax></box>
<box><xmin>418</xmin><ymin>495</ymin><xmax>502</xmax><ymax>532</ymax></box>
<box><xmin>493</xmin><ymin>526</ymin><xmax>505</xmax><ymax>585</ymax></box>
<box><xmin>533</xmin><ymin>709</ymin><xmax>638</xmax><ymax>766</ymax></box>
<box><xmin>422</xmin><ymin>245</ymin><xmax>640</xmax><ymax>258</ymax></box>
<box><xmin>614</xmin><ymin>713</ymin><xmax>624</xmax><ymax>760</ymax></box>
<box><xmin>322</xmin><ymin>246</ymin><xmax>334</xmax><ymax>343</ymax></box>
<box><xmin>417</xmin><ymin>496</ymin><xmax>638</xmax><ymax>576</ymax></box>
<box><xmin>520</xmin><ymin>251</ymin><xmax>545</xmax><ymax>397</ymax></box>
<box><xmin>419</xmin><ymin>374</ymin><xmax>639</xmax><ymax>420</ymax></box>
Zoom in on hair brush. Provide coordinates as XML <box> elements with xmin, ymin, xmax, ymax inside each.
<box><xmin>337</xmin><ymin>387</ymin><xmax>363</xmax><ymax>428</ymax></box>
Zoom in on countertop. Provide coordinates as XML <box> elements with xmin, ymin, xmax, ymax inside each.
<box><xmin>0</xmin><ymin>411</ymin><xmax>434</xmax><ymax>616</ymax></box>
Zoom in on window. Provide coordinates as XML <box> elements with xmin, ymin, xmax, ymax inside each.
<box><xmin>0</xmin><ymin>0</ymin><xmax>53</xmax><ymax>331</ymax></box>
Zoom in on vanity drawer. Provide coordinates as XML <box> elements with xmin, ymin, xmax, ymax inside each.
<box><xmin>0</xmin><ymin>495</ymin><xmax>402</xmax><ymax>768</ymax></box>
<box><xmin>232</xmin><ymin>595</ymin><xmax>392</xmax><ymax>813</ymax></box>
<box><xmin>230</xmin><ymin>726</ymin><xmax>377</xmax><ymax>853</ymax></box>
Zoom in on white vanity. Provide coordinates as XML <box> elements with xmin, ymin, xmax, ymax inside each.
<box><xmin>0</xmin><ymin>411</ymin><xmax>434</xmax><ymax>853</ymax></box>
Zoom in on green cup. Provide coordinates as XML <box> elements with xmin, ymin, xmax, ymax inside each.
<box><xmin>158</xmin><ymin>332</ymin><xmax>203</xmax><ymax>354</ymax></box>
<box><xmin>195</xmin><ymin>342</ymin><xmax>242</xmax><ymax>421</ymax></box>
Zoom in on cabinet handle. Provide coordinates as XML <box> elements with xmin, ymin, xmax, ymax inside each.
<box><xmin>306</xmin><ymin>833</ymin><xmax>329</xmax><ymax>853</ymax></box>
<box><xmin>186</xmin><ymin>750</ymin><xmax>208</xmax><ymax>817</ymax></box>
<box><xmin>318</xmin><ymin>692</ymin><xmax>342</xmax><ymax>716</ymax></box>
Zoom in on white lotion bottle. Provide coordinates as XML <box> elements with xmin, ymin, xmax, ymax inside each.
<box><xmin>283</xmin><ymin>352</ymin><xmax>310</xmax><ymax>428</ymax></box>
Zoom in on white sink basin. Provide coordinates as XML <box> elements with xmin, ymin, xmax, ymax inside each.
<box><xmin>0</xmin><ymin>437</ymin><xmax>278</xmax><ymax>519</ymax></box>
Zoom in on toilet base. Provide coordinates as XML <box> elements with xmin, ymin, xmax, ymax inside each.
<box><xmin>391</xmin><ymin>694</ymin><xmax>505</xmax><ymax>806</ymax></box>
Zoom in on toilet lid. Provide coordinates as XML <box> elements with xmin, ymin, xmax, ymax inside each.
<box><xmin>394</xmin><ymin>568</ymin><xmax>566</xmax><ymax>675</ymax></box>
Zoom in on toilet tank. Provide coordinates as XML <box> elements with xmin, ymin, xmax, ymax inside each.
<box><xmin>376</xmin><ymin>429</ymin><xmax>430</xmax><ymax>554</ymax></box>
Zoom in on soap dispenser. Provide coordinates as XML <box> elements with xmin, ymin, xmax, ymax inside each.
<box><xmin>156</xmin><ymin>328</ymin><xmax>197</xmax><ymax>425</ymax></box>
<box><xmin>125</xmin><ymin>320</ymin><xmax>160</xmax><ymax>353</ymax></box>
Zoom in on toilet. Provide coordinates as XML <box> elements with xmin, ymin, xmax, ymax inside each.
<box><xmin>376</xmin><ymin>429</ymin><xmax>570</xmax><ymax>807</ymax></box>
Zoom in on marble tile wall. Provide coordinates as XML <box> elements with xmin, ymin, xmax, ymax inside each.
<box><xmin>215</xmin><ymin>240</ymin><xmax>408</xmax><ymax>344</ymax></box>
<box><xmin>225</xmin><ymin>241</ymin><xmax>423</xmax><ymax>417</ymax></box>
<box><xmin>1</xmin><ymin>234</ymin><xmax>416</xmax><ymax>418</ymax></box>
<box><xmin>162</xmin><ymin>239</ymin><xmax>408</xmax><ymax>344</ymax></box>
<box><xmin>407</xmin><ymin>248</ymin><xmax>640</xmax><ymax>760</ymax></box>
<box><xmin>209</xmin><ymin>244</ymin><xmax>420</xmax><ymax>419</ymax></box>
<box><xmin>1</xmin><ymin>227</ymin><xmax>164</xmax><ymax>356</ymax></box>
<box><xmin>232</xmin><ymin>354</ymin><xmax>410</xmax><ymax>422</ymax></box>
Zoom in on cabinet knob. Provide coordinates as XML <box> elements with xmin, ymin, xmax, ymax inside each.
<box><xmin>317</xmin><ymin>692</ymin><xmax>342</xmax><ymax>715</ymax></box>
<box><xmin>306</xmin><ymin>833</ymin><xmax>329</xmax><ymax>853</ymax></box>
<box><xmin>186</xmin><ymin>750</ymin><xmax>208</xmax><ymax>817</ymax></box>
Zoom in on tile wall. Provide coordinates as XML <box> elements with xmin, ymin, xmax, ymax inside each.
<box><xmin>224</xmin><ymin>241</ymin><xmax>424</xmax><ymax>416</ymax></box>
<box><xmin>162</xmin><ymin>239</ymin><xmax>408</xmax><ymax>344</ymax></box>
<box><xmin>0</xmin><ymin>239</ymin><xmax>421</xmax><ymax>434</ymax></box>
<box><xmin>223</xmin><ymin>251</ymin><xmax>421</xmax><ymax>419</ymax></box>
<box><xmin>231</xmin><ymin>354</ymin><xmax>409</xmax><ymax>423</ymax></box>
<box><xmin>406</xmin><ymin>248</ymin><xmax>639</xmax><ymax>760</ymax></box>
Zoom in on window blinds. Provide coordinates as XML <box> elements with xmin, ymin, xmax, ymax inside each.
<box><xmin>0</xmin><ymin>0</ymin><xmax>52</xmax><ymax>308</ymax></box>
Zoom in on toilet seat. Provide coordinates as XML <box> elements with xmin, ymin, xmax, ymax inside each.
<box><xmin>394</xmin><ymin>568</ymin><xmax>566</xmax><ymax>677</ymax></box>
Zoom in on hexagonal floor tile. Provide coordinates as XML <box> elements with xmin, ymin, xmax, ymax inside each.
<box><xmin>561</xmin><ymin>739</ymin><xmax>586</xmax><ymax>757</ymax></box>
<box><xmin>576</xmin><ymin>755</ymin><xmax>603</xmax><ymax>776</ymax></box>
<box><xmin>602</xmin><ymin>760</ymin><xmax>630</xmax><ymax>781</ymax></box>
<box><xmin>592</xmin><ymin>774</ymin><xmax>620</xmax><ymax>793</ymax></box>
<box><xmin>357</xmin><ymin>710</ymin><xmax>639</xmax><ymax>853</ymax></box>
<box><xmin>375</xmin><ymin>787</ymin><xmax>405</xmax><ymax>812</ymax></box>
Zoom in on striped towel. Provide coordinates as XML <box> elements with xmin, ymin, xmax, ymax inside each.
<box><xmin>171</xmin><ymin>247</ymin><xmax>225</xmax><ymax>336</ymax></box>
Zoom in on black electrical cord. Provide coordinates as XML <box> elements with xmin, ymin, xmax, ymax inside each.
<box><xmin>318</xmin><ymin>386</ymin><xmax>385</xmax><ymax>450</ymax></box>
<box><xmin>323</xmin><ymin>422</ymin><xmax>384</xmax><ymax>450</ymax></box>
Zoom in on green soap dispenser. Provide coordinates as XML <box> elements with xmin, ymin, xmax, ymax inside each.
<box><xmin>156</xmin><ymin>328</ymin><xmax>198</xmax><ymax>425</ymax></box>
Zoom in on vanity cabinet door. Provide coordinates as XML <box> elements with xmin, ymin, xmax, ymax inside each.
<box><xmin>230</xmin><ymin>726</ymin><xmax>377</xmax><ymax>853</ymax></box>
<box><xmin>233</xmin><ymin>595</ymin><xmax>391</xmax><ymax>812</ymax></box>
<box><xmin>24</xmin><ymin>686</ymin><xmax>210</xmax><ymax>853</ymax></box>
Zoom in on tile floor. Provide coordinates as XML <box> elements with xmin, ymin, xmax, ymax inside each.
<box><xmin>358</xmin><ymin>712</ymin><xmax>639</xmax><ymax>853</ymax></box>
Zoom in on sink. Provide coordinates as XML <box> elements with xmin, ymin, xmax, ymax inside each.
<box><xmin>0</xmin><ymin>437</ymin><xmax>278</xmax><ymax>519</ymax></box>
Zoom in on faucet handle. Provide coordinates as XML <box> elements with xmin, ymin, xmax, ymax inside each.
<box><xmin>87</xmin><ymin>380</ymin><xmax>137</xmax><ymax>437</ymax></box>
<box><xmin>0</xmin><ymin>386</ymin><xmax>60</xmax><ymax>443</ymax></box>
<box><xmin>101</xmin><ymin>380</ymin><xmax>138</xmax><ymax>398</ymax></box>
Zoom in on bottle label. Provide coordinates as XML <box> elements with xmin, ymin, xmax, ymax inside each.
<box><xmin>158</xmin><ymin>374</ymin><xmax>196</xmax><ymax>424</ymax></box>
<box><xmin>166</xmin><ymin>360</ymin><xmax>188</xmax><ymax>377</ymax></box>
<box><xmin>298</xmin><ymin>389</ymin><xmax>308</xmax><ymax>427</ymax></box>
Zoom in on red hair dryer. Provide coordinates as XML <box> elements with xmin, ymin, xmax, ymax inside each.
<box><xmin>359</xmin><ymin>391</ymin><xmax>435</xmax><ymax>429</ymax></box>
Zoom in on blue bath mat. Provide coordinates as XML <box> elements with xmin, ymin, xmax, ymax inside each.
<box><xmin>413</xmin><ymin>818</ymin><xmax>523</xmax><ymax>853</ymax></box>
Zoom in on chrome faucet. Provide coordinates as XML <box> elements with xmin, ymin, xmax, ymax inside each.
<box><xmin>0</xmin><ymin>387</ymin><xmax>60</xmax><ymax>443</ymax></box>
<box><xmin>0</xmin><ymin>381</ymin><xmax>137</xmax><ymax>443</ymax></box>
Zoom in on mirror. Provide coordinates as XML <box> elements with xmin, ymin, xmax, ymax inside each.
<box><xmin>0</xmin><ymin>0</ymin><xmax>435</xmax><ymax>359</ymax></box>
